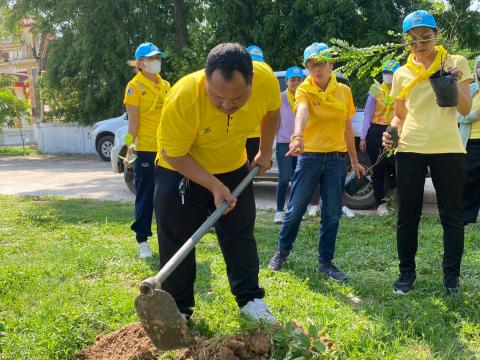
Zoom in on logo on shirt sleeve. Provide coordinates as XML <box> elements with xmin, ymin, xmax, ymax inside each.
<box><xmin>127</xmin><ymin>87</ymin><xmax>134</xmax><ymax>95</ymax></box>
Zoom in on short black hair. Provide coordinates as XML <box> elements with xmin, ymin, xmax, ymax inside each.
<box><xmin>205</xmin><ymin>43</ymin><xmax>254</xmax><ymax>85</ymax></box>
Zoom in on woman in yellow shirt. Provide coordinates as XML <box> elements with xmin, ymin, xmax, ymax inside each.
<box><xmin>123</xmin><ymin>42</ymin><xmax>170</xmax><ymax>258</ymax></box>
<box><xmin>268</xmin><ymin>43</ymin><xmax>364</xmax><ymax>281</ymax></box>
<box><xmin>383</xmin><ymin>11</ymin><xmax>473</xmax><ymax>295</ymax></box>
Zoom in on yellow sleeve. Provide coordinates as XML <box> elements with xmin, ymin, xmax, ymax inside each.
<box><xmin>157</xmin><ymin>95</ymin><xmax>197</xmax><ymax>158</ymax></box>
<box><xmin>456</xmin><ymin>56</ymin><xmax>473</xmax><ymax>84</ymax></box>
<box><xmin>294</xmin><ymin>86</ymin><xmax>308</xmax><ymax>112</ymax></box>
<box><xmin>123</xmin><ymin>81</ymin><xmax>140</xmax><ymax>107</ymax></box>
<box><xmin>347</xmin><ymin>87</ymin><xmax>356</xmax><ymax>119</ymax></box>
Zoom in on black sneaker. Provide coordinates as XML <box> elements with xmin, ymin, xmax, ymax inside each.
<box><xmin>318</xmin><ymin>262</ymin><xmax>347</xmax><ymax>282</ymax></box>
<box><xmin>393</xmin><ymin>272</ymin><xmax>416</xmax><ymax>294</ymax></box>
<box><xmin>444</xmin><ymin>276</ymin><xmax>460</xmax><ymax>295</ymax></box>
<box><xmin>268</xmin><ymin>249</ymin><xmax>289</xmax><ymax>271</ymax></box>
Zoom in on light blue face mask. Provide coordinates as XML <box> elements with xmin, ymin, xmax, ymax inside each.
<box><xmin>382</xmin><ymin>73</ymin><xmax>393</xmax><ymax>84</ymax></box>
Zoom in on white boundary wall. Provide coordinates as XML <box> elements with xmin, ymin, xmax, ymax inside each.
<box><xmin>34</xmin><ymin>123</ymin><xmax>95</xmax><ymax>154</ymax></box>
<box><xmin>0</xmin><ymin>127</ymin><xmax>35</xmax><ymax>146</ymax></box>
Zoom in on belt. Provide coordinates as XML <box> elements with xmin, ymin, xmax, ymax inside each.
<box><xmin>303</xmin><ymin>151</ymin><xmax>346</xmax><ymax>158</ymax></box>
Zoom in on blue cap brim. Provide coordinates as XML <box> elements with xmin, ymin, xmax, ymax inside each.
<box><xmin>403</xmin><ymin>24</ymin><xmax>437</xmax><ymax>33</ymax></box>
<box><xmin>139</xmin><ymin>50</ymin><xmax>167</xmax><ymax>59</ymax></box>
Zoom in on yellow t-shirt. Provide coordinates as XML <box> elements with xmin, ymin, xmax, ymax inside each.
<box><xmin>391</xmin><ymin>54</ymin><xmax>473</xmax><ymax>154</ymax></box>
<box><xmin>295</xmin><ymin>76</ymin><xmax>356</xmax><ymax>152</ymax></box>
<box><xmin>123</xmin><ymin>72</ymin><xmax>171</xmax><ymax>152</ymax></box>
<box><xmin>156</xmin><ymin>61</ymin><xmax>281</xmax><ymax>174</ymax></box>
<box><xmin>470</xmin><ymin>92</ymin><xmax>480</xmax><ymax>139</ymax></box>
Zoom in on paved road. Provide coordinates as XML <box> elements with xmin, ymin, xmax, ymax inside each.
<box><xmin>0</xmin><ymin>156</ymin><xmax>439</xmax><ymax>214</ymax></box>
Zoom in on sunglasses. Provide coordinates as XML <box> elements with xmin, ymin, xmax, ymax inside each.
<box><xmin>404</xmin><ymin>34</ymin><xmax>437</xmax><ymax>48</ymax></box>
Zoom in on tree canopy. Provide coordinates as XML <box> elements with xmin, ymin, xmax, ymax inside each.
<box><xmin>2</xmin><ymin>0</ymin><xmax>479</xmax><ymax>124</ymax></box>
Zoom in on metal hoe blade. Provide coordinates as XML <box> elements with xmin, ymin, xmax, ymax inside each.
<box><xmin>135</xmin><ymin>289</ymin><xmax>196</xmax><ymax>350</ymax></box>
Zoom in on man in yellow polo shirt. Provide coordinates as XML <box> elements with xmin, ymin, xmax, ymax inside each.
<box><xmin>268</xmin><ymin>43</ymin><xmax>364</xmax><ymax>281</ymax></box>
<box><xmin>155</xmin><ymin>43</ymin><xmax>280</xmax><ymax>323</ymax></box>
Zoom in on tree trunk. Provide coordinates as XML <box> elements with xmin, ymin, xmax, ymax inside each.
<box><xmin>174</xmin><ymin>0</ymin><xmax>189</xmax><ymax>48</ymax></box>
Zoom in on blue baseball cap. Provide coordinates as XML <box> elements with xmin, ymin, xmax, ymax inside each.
<box><xmin>135</xmin><ymin>42</ymin><xmax>166</xmax><ymax>60</ymax></box>
<box><xmin>247</xmin><ymin>45</ymin><xmax>265</xmax><ymax>62</ymax></box>
<box><xmin>303</xmin><ymin>42</ymin><xmax>333</xmax><ymax>65</ymax></box>
<box><xmin>286</xmin><ymin>66</ymin><xmax>305</xmax><ymax>79</ymax></box>
<box><xmin>403</xmin><ymin>10</ymin><xmax>437</xmax><ymax>33</ymax></box>
<box><xmin>382</xmin><ymin>60</ymin><xmax>400</xmax><ymax>73</ymax></box>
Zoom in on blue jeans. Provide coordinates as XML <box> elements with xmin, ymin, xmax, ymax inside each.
<box><xmin>276</xmin><ymin>143</ymin><xmax>297</xmax><ymax>211</ymax></box>
<box><xmin>278</xmin><ymin>152</ymin><xmax>346</xmax><ymax>262</ymax></box>
<box><xmin>131</xmin><ymin>151</ymin><xmax>156</xmax><ymax>243</ymax></box>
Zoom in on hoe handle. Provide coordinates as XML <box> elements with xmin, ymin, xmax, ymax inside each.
<box><xmin>140</xmin><ymin>166</ymin><xmax>260</xmax><ymax>295</ymax></box>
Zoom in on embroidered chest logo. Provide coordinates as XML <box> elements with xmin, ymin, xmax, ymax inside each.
<box><xmin>202</xmin><ymin>127</ymin><xmax>212</xmax><ymax>134</ymax></box>
<box><xmin>139</xmin><ymin>84</ymin><xmax>146</xmax><ymax>96</ymax></box>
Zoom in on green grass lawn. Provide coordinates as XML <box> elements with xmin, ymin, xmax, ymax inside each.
<box><xmin>0</xmin><ymin>195</ymin><xmax>479</xmax><ymax>359</ymax></box>
<box><xmin>0</xmin><ymin>146</ymin><xmax>40</xmax><ymax>157</ymax></box>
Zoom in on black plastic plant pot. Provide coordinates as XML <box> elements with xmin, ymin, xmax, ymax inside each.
<box><xmin>345</xmin><ymin>172</ymin><xmax>372</xmax><ymax>197</ymax></box>
<box><xmin>429</xmin><ymin>70</ymin><xmax>458</xmax><ymax>107</ymax></box>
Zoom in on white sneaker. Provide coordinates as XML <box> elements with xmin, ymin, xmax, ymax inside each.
<box><xmin>138</xmin><ymin>242</ymin><xmax>152</xmax><ymax>258</ymax></box>
<box><xmin>377</xmin><ymin>203</ymin><xmax>389</xmax><ymax>216</ymax></box>
<box><xmin>342</xmin><ymin>206</ymin><xmax>355</xmax><ymax>218</ymax></box>
<box><xmin>241</xmin><ymin>299</ymin><xmax>277</xmax><ymax>324</ymax></box>
<box><xmin>274</xmin><ymin>211</ymin><xmax>285</xmax><ymax>224</ymax></box>
<box><xmin>307</xmin><ymin>204</ymin><xmax>320</xmax><ymax>217</ymax></box>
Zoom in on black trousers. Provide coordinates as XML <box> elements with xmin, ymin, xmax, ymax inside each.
<box><xmin>463</xmin><ymin>139</ymin><xmax>480</xmax><ymax>225</ymax></box>
<box><xmin>395</xmin><ymin>152</ymin><xmax>465</xmax><ymax>280</ymax></box>
<box><xmin>131</xmin><ymin>151</ymin><xmax>156</xmax><ymax>243</ymax></box>
<box><xmin>366</xmin><ymin>124</ymin><xmax>395</xmax><ymax>206</ymax></box>
<box><xmin>153</xmin><ymin>164</ymin><xmax>264</xmax><ymax>316</ymax></box>
<box><xmin>246</xmin><ymin>137</ymin><xmax>260</xmax><ymax>163</ymax></box>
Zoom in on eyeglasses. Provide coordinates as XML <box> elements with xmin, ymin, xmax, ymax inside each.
<box><xmin>306</xmin><ymin>61</ymin><xmax>329</xmax><ymax>69</ymax></box>
<box><xmin>404</xmin><ymin>34</ymin><xmax>437</xmax><ymax>48</ymax></box>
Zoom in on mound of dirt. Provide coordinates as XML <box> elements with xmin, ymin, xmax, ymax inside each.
<box><xmin>76</xmin><ymin>323</ymin><xmax>159</xmax><ymax>360</ymax></box>
<box><xmin>77</xmin><ymin>323</ymin><xmax>271</xmax><ymax>360</ymax></box>
<box><xmin>176</xmin><ymin>327</ymin><xmax>272</xmax><ymax>360</ymax></box>
<box><xmin>77</xmin><ymin>321</ymin><xmax>332</xmax><ymax>360</ymax></box>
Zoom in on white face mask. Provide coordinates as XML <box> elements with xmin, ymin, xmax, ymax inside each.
<box><xmin>382</xmin><ymin>73</ymin><xmax>393</xmax><ymax>84</ymax></box>
<box><xmin>143</xmin><ymin>59</ymin><xmax>161</xmax><ymax>74</ymax></box>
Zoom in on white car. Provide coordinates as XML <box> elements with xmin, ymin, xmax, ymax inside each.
<box><xmin>92</xmin><ymin>113</ymin><xmax>128</xmax><ymax>161</ymax></box>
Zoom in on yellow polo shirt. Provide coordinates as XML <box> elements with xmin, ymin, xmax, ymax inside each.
<box><xmin>156</xmin><ymin>61</ymin><xmax>281</xmax><ymax>174</ymax></box>
<box><xmin>123</xmin><ymin>72</ymin><xmax>170</xmax><ymax>152</ymax></box>
<box><xmin>391</xmin><ymin>55</ymin><xmax>473</xmax><ymax>154</ymax></box>
<box><xmin>470</xmin><ymin>92</ymin><xmax>480</xmax><ymax>139</ymax></box>
<box><xmin>295</xmin><ymin>76</ymin><xmax>356</xmax><ymax>152</ymax></box>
